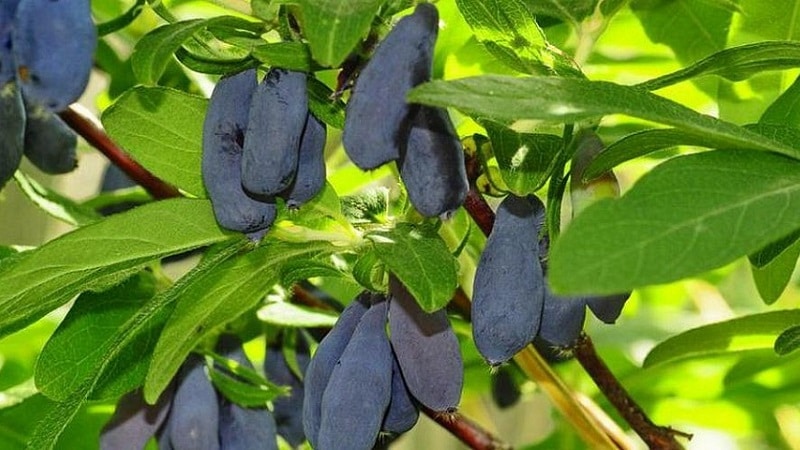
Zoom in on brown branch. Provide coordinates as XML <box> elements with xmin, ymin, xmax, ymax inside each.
<box><xmin>420</xmin><ymin>406</ymin><xmax>512</xmax><ymax>450</ymax></box>
<box><xmin>572</xmin><ymin>333</ymin><xmax>691</xmax><ymax>449</ymax></box>
<box><xmin>59</xmin><ymin>105</ymin><xmax>181</xmax><ymax>200</ymax></box>
<box><xmin>464</xmin><ymin>188</ymin><xmax>495</xmax><ymax>236</ymax></box>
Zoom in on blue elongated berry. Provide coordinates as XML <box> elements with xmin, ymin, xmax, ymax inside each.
<box><xmin>388</xmin><ymin>276</ymin><xmax>463</xmax><ymax>412</ymax></box>
<box><xmin>318</xmin><ymin>301</ymin><xmax>393</xmax><ymax>450</ymax></box>
<box><xmin>22</xmin><ymin>102</ymin><xmax>77</xmax><ymax>174</ymax></box>
<box><xmin>472</xmin><ymin>194</ymin><xmax>546</xmax><ymax>366</ymax></box>
<box><xmin>202</xmin><ymin>69</ymin><xmax>276</xmax><ymax>236</ymax></box>
<box><xmin>342</xmin><ymin>3</ymin><xmax>439</xmax><ymax>170</ymax></box>
<box><xmin>0</xmin><ymin>0</ymin><xmax>20</xmax><ymax>84</ymax></box>
<box><xmin>538</xmin><ymin>291</ymin><xmax>586</xmax><ymax>347</ymax></box>
<box><xmin>264</xmin><ymin>339</ymin><xmax>309</xmax><ymax>447</ymax></box>
<box><xmin>13</xmin><ymin>0</ymin><xmax>96</xmax><ymax>111</ymax></box>
<box><xmin>100</xmin><ymin>387</ymin><xmax>174</xmax><ymax>450</ymax></box>
<box><xmin>381</xmin><ymin>354</ymin><xmax>419</xmax><ymax>434</ymax></box>
<box><xmin>586</xmin><ymin>293</ymin><xmax>630</xmax><ymax>324</ymax></box>
<box><xmin>0</xmin><ymin>81</ymin><xmax>24</xmax><ymax>189</ymax></box>
<box><xmin>241</xmin><ymin>68</ymin><xmax>308</xmax><ymax>196</ymax></box>
<box><xmin>399</xmin><ymin>106</ymin><xmax>468</xmax><ymax>217</ymax></box>
<box><xmin>302</xmin><ymin>293</ymin><xmax>370</xmax><ymax>448</ymax></box>
<box><xmin>282</xmin><ymin>112</ymin><xmax>326</xmax><ymax>208</ymax></box>
<box><xmin>167</xmin><ymin>354</ymin><xmax>220</xmax><ymax>450</ymax></box>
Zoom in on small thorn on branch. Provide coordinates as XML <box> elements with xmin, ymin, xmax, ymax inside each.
<box><xmin>59</xmin><ymin>105</ymin><xmax>181</xmax><ymax>200</ymax></box>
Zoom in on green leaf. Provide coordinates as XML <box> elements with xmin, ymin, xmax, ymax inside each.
<box><xmin>144</xmin><ymin>240</ymin><xmax>336</xmax><ymax>403</ymax></box>
<box><xmin>761</xmin><ymin>73</ymin><xmax>800</xmax><ymax>127</ymax></box>
<box><xmin>206</xmin><ymin>353</ymin><xmax>289</xmax><ymax>406</ymax></box>
<box><xmin>35</xmin><ymin>272</ymin><xmax>168</xmax><ymax>401</ymax></box>
<box><xmin>307</xmin><ymin>77</ymin><xmax>346</xmax><ymax>129</ymax></box>
<box><xmin>0</xmin><ymin>198</ymin><xmax>230</xmax><ymax>339</ymax></box>
<box><xmin>131</xmin><ymin>16</ymin><xmax>259</xmax><ymax>84</ymax></box>
<box><xmin>631</xmin><ymin>0</ymin><xmax>732</xmax><ymax>66</ymax></box>
<box><xmin>749</xmin><ymin>229</ymin><xmax>800</xmax><ymax>268</ymax></box>
<box><xmin>257</xmin><ymin>301</ymin><xmax>339</xmax><ymax>328</ymax></box>
<box><xmin>96</xmin><ymin>0</ymin><xmax>146</xmax><ymax>36</ymax></box>
<box><xmin>485</xmin><ymin>125</ymin><xmax>562</xmax><ymax>194</ymax></box>
<box><xmin>455</xmin><ymin>0</ymin><xmax>555</xmax><ymax>75</ymax></box>
<box><xmin>174</xmin><ymin>47</ymin><xmax>259</xmax><ymax>75</ymax></box>
<box><xmin>252</xmin><ymin>42</ymin><xmax>315</xmax><ymax>72</ymax></box>
<box><xmin>102</xmin><ymin>86</ymin><xmax>208</xmax><ymax>197</ymax></box>
<box><xmin>549</xmin><ymin>149</ymin><xmax>800</xmax><ymax>295</ymax></box>
<box><xmin>775</xmin><ymin>325</ymin><xmax>800</xmax><ymax>355</ymax></box>
<box><xmin>407</xmin><ymin>76</ymin><xmax>800</xmax><ymax>160</ymax></box>
<box><xmin>288</xmin><ymin>0</ymin><xmax>384</xmax><ymax>67</ymax></box>
<box><xmin>586</xmin><ymin>123</ymin><xmax>800</xmax><ymax>179</ymax></box>
<box><xmin>639</xmin><ymin>41</ymin><xmax>800</xmax><ymax>91</ymax></box>
<box><xmin>13</xmin><ymin>172</ymin><xmax>100</xmax><ymax>226</ymax></box>
<box><xmin>24</xmin><ymin>240</ymin><xmax>246</xmax><ymax>450</ymax></box>
<box><xmin>368</xmin><ymin>223</ymin><xmax>458</xmax><ymax>312</ymax></box>
<box><xmin>643</xmin><ymin>310</ymin><xmax>800</xmax><ymax>368</ymax></box>
<box><xmin>751</xmin><ymin>234</ymin><xmax>800</xmax><ymax>304</ymax></box>
<box><xmin>526</xmin><ymin>0</ymin><xmax>601</xmax><ymax>25</ymax></box>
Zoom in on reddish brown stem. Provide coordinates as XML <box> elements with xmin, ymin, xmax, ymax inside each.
<box><xmin>59</xmin><ymin>106</ymin><xmax>181</xmax><ymax>200</ymax></box>
<box><xmin>421</xmin><ymin>406</ymin><xmax>512</xmax><ymax>450</ymax></box>
<box><xmin>464</xmin><ymin>188</ymin><xmax>495</xmax><ymax>236</ymax></box>
<box><xmin>572</xmin><ymin>333</ymin><xmax>691</xmax><ymax>449</ymax></box>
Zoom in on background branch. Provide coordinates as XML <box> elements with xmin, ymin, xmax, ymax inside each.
<box><xmin>59</xmin><ymin>105</ymin><xmax>181</xmax><ymax>200</ymax></box>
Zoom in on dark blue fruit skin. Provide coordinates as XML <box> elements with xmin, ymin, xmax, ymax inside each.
<box><xmin>0</xmin><ymin>0</ymin><xmax>20</xmax><ymax>84</ymax></box>
<box><xmin>241</xmin><ymin>68</ymin><xmax>308</xmax><ymax>196</ymax></box>
<box><xmin>538</xmin><ymin>290</ymin><xmax>586</xmax><ymax>347</ymax></box>
<box><xmin>302</xmin><ymin>292</ymin><xmax>370</xmax><ymax>449</ymax></box>
<box><xmin>264</xmin><ymin>340</ymin><xmax>309</xmax><ymax>448</ymax></box>
<box><xmin>381</xmin><ymin>354</ymin><xmax>419</xmax><ymax>434</ymax></box>
<box><xmin>399</xmin><ymin>106</ymin><xmax>468</xmax><ymax>217</ymax></box>
<box><xmin>388</xmin><ymin>276</ymin><xmax>463</xmax><ymax>412</ymax></box>
<box><xmin>22</xmin><ymin>102</ymin><xmax>77</xmax><ymax>174</ymax></box>
<box><xmin>215</xmin><ymin>335</ymin><xmax>279</xmax><ymax>450</ymax></box>
<box><xmin>0</xmin><ymin>81</ymin><xmax>25</xmax><ymax>189</ymax></box>
<box><xmin>318</xmin><ymin>301</ymin><xmax>393</xmax><ymax>450</ymax></box>
<box><xmin>490</xmin><ymin>366</ymin><xmax>520</xmax><ymax>409</ymax></box>
<box><xmin>100</xmin><ymin>387</ymin><xmax>174</xmax><ymax>450</ymax></box>
<box><xmin>282</xmin><ymin>112</ymin><xmax>326</xmax><ymax>208</ymax></box>
<box><xmin>12</xmin><ymin>0</ymin><xmax>96</xmax><ymax>111</ymax></box>
<box><xmin>586</xmin><ymin>292</ymin><xmax>630</xmax><ymax>324</ymax></box>
<box><xmin>218</xmin><ymin>403</ymin><xmax>278</xmax><ymax>450</ymax></box>
<box><xmin>168</xmin><ymin>354</ymin><xmax>220</xmax><ymax>450</ymax></box>
<box><xmin>342</xmin><ymin>3</ymin><xmax>439</xmax><ymax>170</ymax></box>
<box><xmin>202</xmin><ymin>68</ymin><xmax>276</xmax><ymax>235</ymax></box>
<box><xmin>471</xmin><ymin>194</ymin><xmax>546</xmax><ymax>366</ymax></box>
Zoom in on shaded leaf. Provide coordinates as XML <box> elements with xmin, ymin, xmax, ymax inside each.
<box><xmin>775</xmin><ymin>325</ymin><xmax>800</xmax><ymax>356</ymax></box>
<box><xmin>643</xmin><ymin>310</ymin><xmax>800</xmax><ymax>367</ymax></box>
<box><xmin>639</xmin><ymin>41</ymin><xmax>800</xmax><ymax>91</ymax></box>
<box><xmin>485</xmin><ymin>124</ymin><xmax>562</xmax><ymax>194</ymax></box>
<box><xmin>287</xmin><ymin>0</ymin><xmax>384</xmax><ymax>67</ymax></box>
<box><xmin>102</xmin><ymin>87</ymin><xmax>207</xmax><ymax>197</ymax></box>
<box><xmin>144</xmin><ymin>240</ymin><xmax>337</xmax><ymax>403</ymax></box>
<box><xmin>0</xmin><ymin>199</ymin><xmax>230</xmax><ymax>339</ymax></box>
<box><xmin>35</xmin><ymin>272</ymin><xmax>167</xmax><ymax>401</ymax></box>
<box><xmin>408</xmin><ymin>76</ymin><xmax>800</xmax><ymax>160</ymax></box>
<box><xmin>368</xmin><ymin>223</ymin><xmax>458</xmax><ymax>312</ymax></box>
<box><xmin>549</xmin><ymin>149</ymin><xmax>800</xmax><ymax>295</ymax></box>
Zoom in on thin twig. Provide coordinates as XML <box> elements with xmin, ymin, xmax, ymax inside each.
<box><xmin>573</xmin><ymin>333</ymin><xmax>691</xmax><ymax>449</ymax></box>
<box><xmin>59</xmin><ymin>105</ymin><xmax>181</xmax><ymax>200</ymax></box>
<box><xmin>420</xmin><ymin>406</ymin><xmax>512</xmax><ymax>450</ymax></box>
